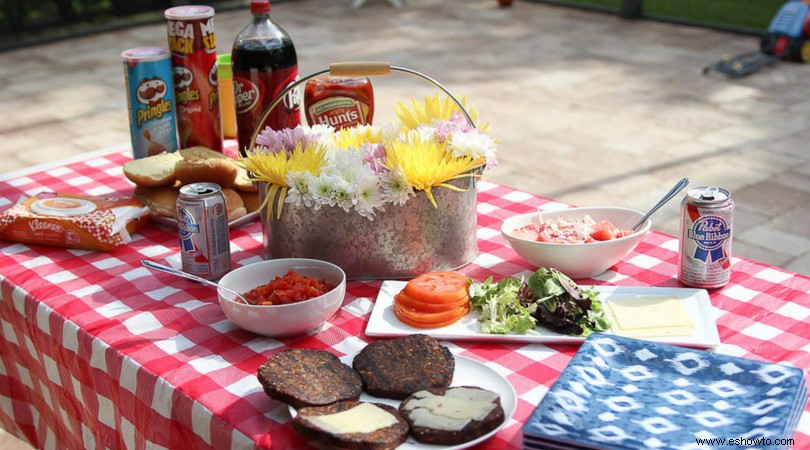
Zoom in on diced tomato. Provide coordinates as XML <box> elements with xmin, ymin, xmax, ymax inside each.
<box><xmin>590</xmin><ymin>220</ymin><xmax>622</xmax><ymax>241</ymax></box>
<box><xmin>242</xmin><ymin>270</ymin><xmax>335</xmax><ymax>306</ymax></box>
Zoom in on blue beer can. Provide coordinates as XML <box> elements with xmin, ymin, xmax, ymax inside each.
<box><xmin>121</xmin><ymin>46</ymin><xmax>179</xmax><ymax>159</ymax></box>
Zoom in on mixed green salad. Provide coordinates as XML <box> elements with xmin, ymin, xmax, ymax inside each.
<box><xmin>469</xmin><ymin>267</ymin><xmax>610</xmax><ymax>336</ymax></box>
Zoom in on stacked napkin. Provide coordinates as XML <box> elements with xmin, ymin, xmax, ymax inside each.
<box><xmin>523</xmin><ymin>333</ymin><xmax>806</xmax><ymax>450</ymax></box>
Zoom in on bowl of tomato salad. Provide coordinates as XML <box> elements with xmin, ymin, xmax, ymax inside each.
<box><xmin>501</xmin><ymin>207</ymin><xmax>651</xmax><ymax>279</ymax></box>
<box><xmin>217</xmin><ymin>258</ymin><xmax>346</xmax><ymax>337</ymax></box>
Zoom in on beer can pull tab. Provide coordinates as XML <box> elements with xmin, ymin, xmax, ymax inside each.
<box><xmin>700</xmin><ymin>186</ymin><xmax>719</xmax><ymax>201</ymax></box>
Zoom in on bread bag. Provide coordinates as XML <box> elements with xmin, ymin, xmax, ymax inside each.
<box><xmin>0</xmin><ymin>192</ymin><xmax>149</xmax><ymax>251</ymax></box>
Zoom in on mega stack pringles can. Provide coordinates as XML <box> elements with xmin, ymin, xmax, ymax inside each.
<box><xmin>121</xmin><ymin>47</ymin><xmax>179</xmax><ymax>159</ymax></box>
<box><xmin>678</xmin><ymin>186</ymin><xmax>734</xmax><ymax>289</ymax></box>
<box><xmin>164</xmin><ymin>5</ymin><xmax>223</xmax><ymax>151</ymax></box>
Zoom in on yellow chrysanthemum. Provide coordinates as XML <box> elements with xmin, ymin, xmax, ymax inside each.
<box><xmin>383</xmin><ymin>131</ymin><xmax>485</xmax><ymax>208</ymax></box>
<box><xmin>395</xmin><ymin>93</ymin><xmax>482</xmax><ymax>131</ymax></box>
<box><xmin>332</xmin><ymin>125</ymin><xmax>382</xmax><ymax>149</ymax></box>
<box><xmin>237</xmin><ymin>142</ymin><xmax>327</xmax><ymax>218</ymax></box>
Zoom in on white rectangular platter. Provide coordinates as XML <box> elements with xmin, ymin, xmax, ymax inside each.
<box><xmin>366</xmin><ymin>281</ymin><xmax>721</xmax><ymax>349</ymax></box>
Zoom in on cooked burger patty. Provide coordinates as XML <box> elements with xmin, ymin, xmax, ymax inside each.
<box><xmin>257</xmin><ymin>348</ymin><xmax>362</xmax><ymax>408</ymax></box>
<box><xmin>352</xmin><ymin>334</ymin><xmax>454</xmax><ymax>399</ymax></box>
<box><xmin>399</xmin><ymin>386</ymin><xmax>505</xmax><ymax>445</ymax></box>
<box><xmin>293</xmin><ymin>400</ymin><xmax>409</xmax><ymax>450</ymax></box>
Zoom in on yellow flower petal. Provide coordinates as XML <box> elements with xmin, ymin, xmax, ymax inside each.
<box><xmin>383</xmin><ymin>131</ymin><xmax>484</xmax><ymax>208</ymax></box>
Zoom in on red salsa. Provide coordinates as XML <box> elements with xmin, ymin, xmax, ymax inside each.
<box><xmin>243</xmin><ymin>270</ymin><xmax>335</xmax><ymax>305</ymax></box>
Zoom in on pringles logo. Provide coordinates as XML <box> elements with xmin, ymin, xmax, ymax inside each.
<box><xmin>173</xmin><ymin>67</ymin><xmax>200</xmax><ymax>105</ymax></box>
<box><xmin>136</xmin><ymin>77</ymin><xmax>172</xmax><ymax>127</ymax></box>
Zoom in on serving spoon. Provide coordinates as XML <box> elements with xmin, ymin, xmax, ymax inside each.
<box><xmin>141</xmin><ymin>259</ymin><xmax>250</xmax><ymax>305</ymax></box>
<box><xmin>630</xmin><ymin>177</ymin><xmax>690</xmax><ymax>231</ymax></box>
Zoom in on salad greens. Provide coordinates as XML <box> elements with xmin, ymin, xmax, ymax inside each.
<box><xmin>469</xmin><ymin>267</ymin><xmax>610</xmax><ymax>336</ymax></box>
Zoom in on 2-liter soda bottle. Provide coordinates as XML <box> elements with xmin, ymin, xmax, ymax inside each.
<box><xmin>231</xmin><ymin>0</ymin><xmax>300</xmax><ymax>155</ymax></box>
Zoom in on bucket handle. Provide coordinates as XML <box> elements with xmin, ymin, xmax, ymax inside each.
<box><xmin>247</xmin><ymin>61</ymin><xmax>476</xmax><ymax>152</ymax></box>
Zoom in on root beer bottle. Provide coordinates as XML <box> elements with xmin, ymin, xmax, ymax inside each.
<box><xmin>232</xmin><ymin>0</ymin><xmax>300</xmax><ymax>155</ymax></box>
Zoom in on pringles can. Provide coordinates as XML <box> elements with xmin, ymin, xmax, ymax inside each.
<box><xmin>121</xmin><ymin>46</ymin><xmax>179</xmax><ymax>159</ymax></box>
<box><xmin>177</xmin><ymin>182</ymin><xmax>231</xmax><ymax>280</ymax></box>
<box><xmin>165</xmin><ymin>5</ymin><xmax>223</xmax><ymax>151</ymax></box>
<box><xmin>678</xmin><ymin>186</ymin><xmax>734</xmax><ymax>289</ymax></box>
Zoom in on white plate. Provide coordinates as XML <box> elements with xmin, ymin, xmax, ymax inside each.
<box><xmin>289</xmin><ymin>354</ymin><xmax>517</xmax><ymax>450</ymax></box>
<box><xmin>366</xmin><ymin>282</ymin><xmax>721</xmax><ymax>349</ymax></box>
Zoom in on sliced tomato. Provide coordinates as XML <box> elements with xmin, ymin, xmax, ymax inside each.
<box><xmin>394</xmin><ymin>291</ymin><xmax>469</xmax><ymax>312</ymax></box>
<box><xmin>403</xmin><ymin>271</ymin><xmax>470</xmax><ymax>304</ymax></box>
<box><xmin>392</xmin><ymin>302</ymin><xmax>469</xmax><ymax>329</ymax></box>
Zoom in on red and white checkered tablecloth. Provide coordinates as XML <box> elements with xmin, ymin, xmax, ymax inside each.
<box><xmin>0</xmin><ymin>147</ymin><xmax>809</xmax><ymax>450</ymax></box>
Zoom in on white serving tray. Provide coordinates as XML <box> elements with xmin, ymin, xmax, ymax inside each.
<box><xmin>366</xmin><ymin>282</ymin><xmax>721</xmax><ymax>349</ymax></box>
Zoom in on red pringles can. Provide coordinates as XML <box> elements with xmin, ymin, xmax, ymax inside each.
<box><xmin>678</xmin><ymin>186</ymin><xmax>734</xmax><ymax>289</ymax></box>
<box><xmin>165</xmin><ymin>5</ymin><xmax>223</xmax><ymax>151</ymax></box>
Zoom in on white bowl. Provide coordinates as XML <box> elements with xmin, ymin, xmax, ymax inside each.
<box><xmin>217</xmin><ymin>258</ymin><xmax>346</xmax><ymax>337</ymax></box>
<box><xmin>501</xmin><ymin>207</ymin><xmax>651</xmax><ymax>279</ymax></box>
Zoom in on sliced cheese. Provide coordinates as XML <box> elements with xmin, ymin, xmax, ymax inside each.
<box><xmin>607</xmin><ymin>296</ymin><xmax>694</xmax><ymax>337</ymax></box>
<box><xmin>403</xmin><ymin>387</ymin><xmax>499</xmax><ymax>431</ymax></box>
<box><xmin>305</xmin><ymin>403</ymin><xmax>398</xmax><ymax>435</ymax></box>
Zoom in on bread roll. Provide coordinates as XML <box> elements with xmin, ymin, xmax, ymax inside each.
<box><xmin>222</xmin><ymin>188</ymin><xmax>247</xmax><ymax>221</ymax></box>
<box><xmin>135</xmin><ymin>186</ymin><xmax>247</xmax><ymax>222</ymax></box>
<box><xmin>239</xmin><ymin>191</ymin><xmax>261</xmax><ymax>214</ymax></box>
<box><xmin>174</xmin><ymin>146</ymin><xmax>238</xmax><ymax>188</ymax></box>
<box><xmin>123</xmin><ymin>152</ymin><xmax>183</xmax><ymax>187</ymax></box>
<box><xmin>133</xmin><ymin>185</ymin><xmax>180</xmax><ymax>218</ymax></box>
<box><xmin>234</xmin><ymin>166</ymin><xmax>258</xmax><ymax>192</ymax></box>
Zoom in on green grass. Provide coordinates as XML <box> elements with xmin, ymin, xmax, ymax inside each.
<box><xmin>527</xmin><ymin>0</ymin><xmax>788</xmax><ymax>33</ymax></box>
<box><xmin>645</xmin><ymin>0</ymin><xmax>785</xmax><ymax>31</ymax></box>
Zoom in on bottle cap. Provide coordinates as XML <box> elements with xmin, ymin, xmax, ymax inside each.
<box><xmin>216</xmin><ymin>54</ymin><xmax>232</xmax><ymax>79</ymax></box>
<box><xmin>250</xmin><ymin>0</ymin><xmax>270</xmax><ymax>14</ymax></box>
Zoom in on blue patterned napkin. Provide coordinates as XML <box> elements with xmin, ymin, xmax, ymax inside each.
<box><xmin>523</xmin><ymin>333</ymin><xmax>807</xmax><ymax>450</ymax></box>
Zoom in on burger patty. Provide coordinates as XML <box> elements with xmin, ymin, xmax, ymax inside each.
<box><xmin>352</xmin><ymin>334</ymin><xmax>454</xmax><ymax>399</ymax></box>
<box><xmin>257</xmin><ymin>348</ymin><xmax>363</xmax><ymax>408</ymax></box>
<box><xmin>399</xmin><ymin>386</ymin><xmax>505</xmax><ymax>445</ymax></box>
<box><xmin>293</xmin><ymin>401</ymin><xmax>409</xmax><ymax>450</ymax></box>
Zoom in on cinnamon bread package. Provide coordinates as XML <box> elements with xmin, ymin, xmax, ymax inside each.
<box><xmin>0</xmin><ymin>192</ymin><xmax>150</xmax><ymax>251</ymax></box>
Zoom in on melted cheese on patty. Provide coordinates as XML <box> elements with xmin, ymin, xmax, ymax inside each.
<box><xmin>305</xmin><ymin>403</ymin><xmax>399</xmax><ymax>434</ymax></box>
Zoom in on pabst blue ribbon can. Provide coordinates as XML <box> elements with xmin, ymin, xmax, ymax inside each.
<box><xmin>678</xmin><ymin>186</ymin><xmax>734</xmax><ymax>288</ymax></box>
<box><xmin>121</xmin><ymin>46</ymin><xmax>179</xmax><ymax>159</ymax></box>
<box><xmin>165</xmin><ymin>5</ymin><xmax>223</xmax><ymax>151</ymax></box>
<box><xmin>177</xmin><ymin>182</ymin><xmax>230</xmax><ymax>280</ymax></box>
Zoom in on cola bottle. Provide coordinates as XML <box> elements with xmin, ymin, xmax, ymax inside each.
<box><xmin>231</xmin><ymin>0</ymin><xmax>300</xmax><ymax>154</ymax></box>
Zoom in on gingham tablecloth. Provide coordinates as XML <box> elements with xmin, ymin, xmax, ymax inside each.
<box><xmin>0</xmin><ymin>147</ymin><xmax>808</xmax><ymax>450</ymax></box>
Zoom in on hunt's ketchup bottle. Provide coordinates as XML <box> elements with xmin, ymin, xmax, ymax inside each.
<box><xmin>232</xmin><ymin>0</ymin><xmax>300</xmax><ymax>155</ymax></box>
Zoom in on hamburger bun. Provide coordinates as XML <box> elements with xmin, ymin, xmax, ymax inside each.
<box><xmin>133</xmin><ymin>185</ymin><xmax>180</xmax><ymax>218</ymax></box>
<box><xmin>221</xmin><ymin>188</ymin><xmax>247</xmax><ymax>221</ymax></box>
<box><xmin>134</xmin><ymin>185</ymin><xmax>247</xmax><ymax>221</ymax></box>
<box><xmin>234</xmin><ymin>166</ymin><xmax>258</xmax><ymax>192</ymax></box>
<box><xmin>123</xmin><ymin>152</ymin><xmax>183</xmax><ymax>187</ymax></box>
<box><xmin>239</xmin><ymin>190</ymin><xmax>261</xmax><ymax>214</ymax></box>
<box><xmin>174</xmin><ymin>146</ymin><xmax>238</xmax><ymax>188</ymax></box>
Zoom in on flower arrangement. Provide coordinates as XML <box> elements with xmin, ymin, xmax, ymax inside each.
<box><xmin>238</xmin><ymin>93</ymin><xmax>498</xmax><ymax>221</ymax></box>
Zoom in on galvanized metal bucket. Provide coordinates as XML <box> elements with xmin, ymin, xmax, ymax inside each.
<box><xmin>252</xmin><ymin>62</ymin><xmax>480</xmax><ymax>280</ymax></box>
